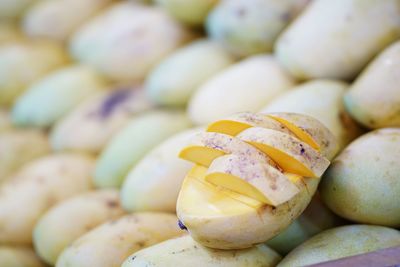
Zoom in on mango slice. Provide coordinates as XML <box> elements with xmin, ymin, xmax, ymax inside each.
<box><xmin>267</xmin><ymin>112</ymin><xmax>338</xmax><ymax>159</ymax></box>
<box><xmin>238</xmin><ymin>127</ymin><xmax>330</xmax><ymax>178</ymax></box>
<box><xmin>207</xmin><ymin>112</ymin><xmax>292</xmax><ymax>136</ymax></box>
<box><xmin>179</xmin><ymin>132</ymin><xmax>276</xmax><ymax>168</ymax></box>
<box><xmin>205</xmin><ymin>154</ymin><xmax>300</xmax><ymax>206</ymax></box>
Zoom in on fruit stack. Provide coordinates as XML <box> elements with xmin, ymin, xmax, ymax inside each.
<box><xmin>0</xmin><ymin>0</ymin><xmax>399</xmax><ymax>266</ymax></box>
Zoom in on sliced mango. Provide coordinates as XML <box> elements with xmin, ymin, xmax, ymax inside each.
<box><xmin>267</xmin><ymin>112</ymin><xmax>338</xmax><ymax>159</ymax></box>
<box><xmin>183</xmin><ymin>165</ymin><xmax>263</xmax><ymax>210</ymax></box>
<box><xmin>179</xmin><ymin>132</ymin><xmax>275</xmax><ymax>167</ymax></box>
<box><xmin>207</xmin><ymin>112</ymin><xmax>292</xmax><ymax>136</ymax></box>
<box><xmin>238</xmin><ymin>127</ymin><xmax>330</xmax><ymax>178</ymax></box>
<box><xmin>205</xmin><ymin>154</ymin><xmax>300</xmax><ymax>206</ymax></box>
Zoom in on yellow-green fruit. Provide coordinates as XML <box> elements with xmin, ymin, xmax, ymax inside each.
<box><xmin>70</xmin><ymin>2</ymin><xmax>192</xmax><ymax>82</ymax></box>
<box><xmin>188</xmin><ymin>55</ymin><xmax>295</xmax><ymax>125</ymax></box>
<box><xmin>0</xmin><ymin>109</ymin><xmax>12</xmax><ymax>132</ymax></box>
<box><xmin>51</xmin><ymin>87</ymin><xmax>152</xmax><ymax>154</ymax></box>
<box><xmin>94</xmin><ymin>110</ymin><xmax>191</xmax><ymax>188</ymax></box>
<box><xmin>0</xmin><ymin>246</ymin><xmax>45</xmax><ymax>267</ymax></box>
<box><xmin>0</xmin><ymin>129</ymin><xmax>50</xmax><ymax>183</ymax></box>
<box><xmin>275</xmin><ymin>0</ymin><xmax>400</xmax><ymax>80</ymax></box>
<box><xmin>0</xmin><ymin>0</ymin><xmax>37</xmax><ymax>20</ymax></box>
<box><xmin>278</xmin><ymin>225</ymin><xmax>400</xmax><ymax>267</ymax></box>
<box><xmin>207</xmin><ymin>0</ymin><xmax>309</xmax><ymax>57</ymax></box>
<box><xmin>0</xmin><ymin>153</ymin><xmax>94</xmax><ymax>244</ymax></box>
<box><xmin>0</xmin><ymin>41</ymin><xmax>68</xmax><ymax>106</ymax></box>
<box><xmin>320</xmin><ymin>128</ymin><xmax>400</xmax><ymax>227</ymax></box>
<box><xmin>261</xmin><ymin>80</ymin><xmax>364</xmax><ymax>152</ymax></box>
<box><xmin>23</xmin><ymin>0</ymin><xmax>113</xmax><ymax>42</ymax></box>
<box><xmin>266</xmin><ymin>194</ymin><xmax>343</xmax><ymax>255</ymax></box>
<box><xmin>155</xmin><ymin>0</ymin><xmax>218</xmax><ymax>26</ymax></box>
<box><xmin>33</xmin><ymin>189</ymin><xmax>125</xmax><ymax>265</ymax></box>
<box><xmin>344</xmin><ymin>40</ymin><xmax>400</xmax><ymax>129</ymax></box>
<box><xmin>12</xmin><ymin>65</ymin><xmax>107</xmax><ymax>128</ymax></box>
<box><xmin>122</xmin><ymin>235</ymin><xmax>281</xmax><ymax>267</ymax></box>
<box><xmin>146</xmin><ymin>40</ymin><xmax>235</xmax><ymax>107</ymax></box>
<box><xmin>56</xmin><ymin>213</ymin><xmax>184</xmax><ymax>267</ymax></box>
<box><xmin>121</xmin><ymin>128</ymin><xmax>200</xmax><ymax>212</ymax></box>
<box><xmin>0</xmin><ymin>22</ymin><xmax>22</xmax><ymax>44</ymax></box>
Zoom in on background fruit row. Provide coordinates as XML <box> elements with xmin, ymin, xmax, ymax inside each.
<box><xmin>0</xmin><ymin>0</ymin><xmax>399</xmax><ymax>266</ymax></box>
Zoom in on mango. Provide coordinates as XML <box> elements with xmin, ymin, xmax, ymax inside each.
<box><xmin>51</xmin><ymin>87</ymin><xmax>152</xmax><ymax>154</ymax></box>
<box><xmin>70</xmin><ymin>2</ymin><xmax>192</xmax><ymax>82</ymax></box>
<box><xmin>177</xmin><ymin>112</ymin><xmax>335</xmax><ymax>249</ymax></box>
<box><xmin>344</xmin><ymin>40</ymin><xmax>400</xmax><ymax>128</ymax></box>
<box><xmin>320</xmin><ymin>128</ymin><xmax>400</xmax><ymax>227</ymax></box>
<box><xmin>23</xmin><ymin>0</ymin><xmax>113</xmax><ymax>42</ymax></box>
<box><xmin>261</xmin><ymin>80</ymin><xmax>364</xmax><ymax>152</ymax></box>
<box><xmin>146</xmin><ymin>40</ymin><xmax>235</xmax><ymax>107</ymax></box>
<box><xmin>0</xmin><ymin>22</ymin><xmax>22</xmax><ymax>44</ymax></box>
<box><xmin>275</xmin><ymin>0</ymin><xmax>400</xmax><ymax>80</ymax></box>
<box><xmin>188</xmin><ymin>55</ymin><xmax>295</xmax><ymax>125</ymax></box>
<box><xmin>0</xmin><ymin>0</ymin><xmax>37</xmax><ymax>20</ymax></box>
<box><xmin>0</xmin><ymin>109</ymin><xmax>12</xmax><ymax>132</ymax></box>
<box><xmin>12</xmin><ymin>65</ymin><xmax>107</xmax><ymax>128</ymax></box>
<box><xmin>277</xmin><ymin>225</ymin><xmax>400</xmax><ymax>266</ymax></box>
<box><xmin>33</xmin><ymin>189</ymin><xmax>125</xmax><ymax>265</ymax></box>
<box><xmin>0</xmin><ymin>41</ymin><xmax>68</xmax><ymax>106</ymax></box>
<box><xmin>0</xmin><ymin>129</ymin><xmax>50</xmax><ymax>183</ymax></box>
<box><xmin>122</xmin><ymin>235</ymin><xmax>281</xmax><ymax>267</ymax></box>
<box><xmin>0</xmin><ymin>153</ymin><xmax>94</xmax><ymax>244</ymax></box>
<box><xmin>0</xmin><ymin>246</ymin><xmax>45</xmax><ymax>267</ymax></box>
<box><xmin>238</xmin><ymin>127</ymin><xmax>330</xmax><ymax>178</ymax></box>
<box><xmin>207</xmin><ymin>0</ymin><xmax>309</xmax><ymax>57</ymax></box>
<box><xmin>155</xmin><ymin>0</ymin><xmax>218</xmax><ymax>26</ymax></box>
<box><xmin>121</xmin><ymin>128</ymin><xmax>199</xmax><ymax>212</ymax></box>
<box><xmin>206</xmin><ymin>153</ymin><xmax>300</xmax><ymax>206</ymax></box>
<box><xmin>94</xmin><ymin>110</ymin><xmax>191</xmax><ymax>188</ymax></box>
<box><xmin>56</xmin><ymin>213</ymin><xmax>184</xmax><ymax>267</ymax></box>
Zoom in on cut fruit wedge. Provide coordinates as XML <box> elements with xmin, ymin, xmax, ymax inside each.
<box><xmin>266</xmin><ymin>112</ymin><xmax>338</xmax><ymax>160</ymax></box>
<box><xmin>179</xmin><ymin>132</ymin><xmax>276</xmax><ymax>168</ymax></box>
<box><xmin>207</xmin><ymin>112</ymin><xmax>292</xmax><ymax>136</ymax></box>
<box><xmin>238</xmin><ymin>127</ymin><xmax>330</xmax><ymax>178</ymax></box>
<box><xmin>205</xmin><ymin>154</ymin><xmax>300</xmax><ymax>206</ymax></box>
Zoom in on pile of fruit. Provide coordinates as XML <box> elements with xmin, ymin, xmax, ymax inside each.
<box><xmin>0</xmin><ymin>0</ymin><xmax>399</xmax><ymax>266</ymax></box>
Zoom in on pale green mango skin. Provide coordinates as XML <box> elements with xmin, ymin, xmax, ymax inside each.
<box><xmin>207</xmin><ymin>0</ymin><xmax>309</xmax><ymax>57</ymax></box>
<box><xmin>345</xmin><ymin>40</ymin><xmax>400</xmax><ymax>129</ymax></box>
<box><xmin>122</xmin><ymin>235</ymin><xmax>281</xmax><ymax>267</ymax></box>
<box><xmin>155</xmin><ymin>0</ymin><xmax>218</xmax><ymax>26</ymax></box>
<box><xmin>320</xmin><ymin>128</ymin><xmax>400</xmax><ymax>227</ymax></box>
<box><xmin>0</xmin><ymin>246</ymin><xmax>45</xmax><ymax>267</ymax></box>
<box><xmin>12</xmin><ymin>65</ymin><xmax>107</xmax><ymax>128</ymax></box>
<box><xmin>266</xmin><ymin>194</ymin><xmax>344</xmax><ymax>255</ymax></box>
<box><xmin>261</xmin><ymin>79</ymin><xmax>364</xmax><ymax>151</ymax></box>
<box><xmin>275</xmin><ymin>0</ymin><xmax>400</xmax><ymax>80</ymax></box>
<box><xmin>146</xmin><ymin>40</ymin><xmax>235</xmax><ymax>107</ymax></box>
<box><xmin>0</xmin><ymin>41</ymin><xmax>68</xmax><ymax>106</ymax></box>
<box><xmin>70</xmin><ymin>2</ymin><xmax>191</xmax><ymax>83</ymax></box>
<box><xmin>278</xmin><ymin>225</ymin><xmax>400</xmax><ymax>267</ymax></box>
<box><xmin>121</xmin><ymin>127</ymin><xmax>200</xmax><ymax>213</ymax></box>
<box><xmin>94</xmin><ymin>110</ymin><xmax>191</xmax><ymax>188</ymax></box>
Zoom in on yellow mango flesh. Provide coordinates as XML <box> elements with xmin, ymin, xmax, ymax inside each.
<box><xmin>207</xmin><ymin>120</ymin><xmax>251</xmax><ymax>136</ymax></box>
<box><xmin>206</xmin><ymin>172</ymin><xmax>272</xmax><ymax>204</ymax></box>
<box><xmin>247</xmin><ymin>142</ymin><xmax>316</xmax><ymax>178</ymax></box>
<box><xmin>183</xmin><ymin>166</ymin><xmax>262</xmax><ymax>210</ymax></box>
<box><xmin>268</xmin><ymin>115</ymin><xmax>320</xmax><ymax>151</ymax></box>
<box><xmin>179</xmin><ymin>146</ymin><xmax>226</xmax><ymax>167</ymax></box>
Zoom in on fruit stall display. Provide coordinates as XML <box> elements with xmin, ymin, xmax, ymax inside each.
<box><xmin>0</xmin><ymin>0</ymin><xmax>399</xmax><ymax>266</ymax></box>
